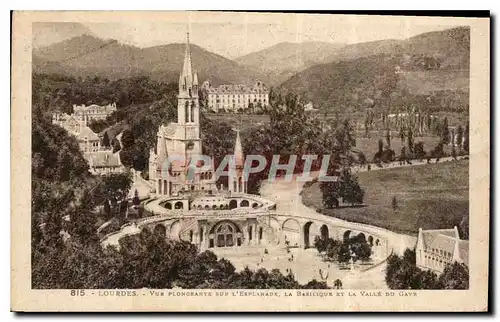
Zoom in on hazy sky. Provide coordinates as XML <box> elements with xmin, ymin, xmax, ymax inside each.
<box><xmin>40</xmin><ymin>12</ymin><xmax>465</xmax><ymax>59</ymax></box>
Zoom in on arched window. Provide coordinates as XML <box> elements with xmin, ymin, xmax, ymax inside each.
<box><xmin>191</xmin><ymin>101</ymin><xmax>195</xmax><ymax>123</ymax></box>
<box><xmin>216</xmin><ymin>223</ymin><xmax>235</xmax><ymax>247</ymax></box>
<box><xmin>185</xmin><ymin>101</ymin><xmax>189</xmax><ymax>123</ymax></box>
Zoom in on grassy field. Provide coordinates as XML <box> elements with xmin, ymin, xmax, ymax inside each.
<box><xmin>301</xmin><ymin>159</ymin><xmax>469</xmax><ymax>236</ymax></box>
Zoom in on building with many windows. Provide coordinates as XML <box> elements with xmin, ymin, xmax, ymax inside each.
<box><xmin>415</xmin><ymin>226</ymin><xmax>469</xmax><ymax>273</ymax></box>
<box><xmin>72</xmin><ymin>102</ymin><xmax>117</xmax><ymax>123</ymax></box>
<box><xmin>53</xmin><ymin>102</ymin><xmax>117</xmax><ymax>126</ymax></box>
<box><xmin>202</xmin><ymin>80</ymin><xmax>269</xmax><ymax>113</ymax></box>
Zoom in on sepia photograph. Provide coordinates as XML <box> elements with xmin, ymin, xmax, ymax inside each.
<box><xmin>11</xmin><ymin>11</ymin><xmax>490</xmax><ymax>312</ymax></box>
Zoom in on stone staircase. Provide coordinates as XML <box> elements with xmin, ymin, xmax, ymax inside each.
<box><xmin>179</xmin><ymin>217</ymin><xmax>198</xmax><ymax>241</ymax></box>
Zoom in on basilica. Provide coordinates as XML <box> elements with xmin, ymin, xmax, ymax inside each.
<box><xmin>148</xmin><ymin>34</ymin><xmax>246</xmax><ymax>197</ymax></box>
<box><xmin>138</xmin><ymin>34</ymin><xmax>287</xmax><ymax>251</ymax></box>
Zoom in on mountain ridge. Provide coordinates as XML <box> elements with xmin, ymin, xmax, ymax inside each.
<box><xmin>235</xmin><ymin>41</ymin><xmax>346</xmax><ymax>85</ymax></box>
<box><xmin>279</xmin><ymin>27</ymin><xmax>470</xmax><ymax>113</ymax></box>
<box><xmin>33</xmin><ymin>35</ymin><xmax>269</xmax><ymax>86</ymax></box>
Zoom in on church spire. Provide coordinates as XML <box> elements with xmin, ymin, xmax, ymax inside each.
<box><xmin>180</xmin><ymin>32</ymin><xmax>193</xmax><ymax>96</ymax></box>
<box><xmin>234</xmin><ymin>129</ymin><xmax>244</xmax><ymax>167</ymax></box>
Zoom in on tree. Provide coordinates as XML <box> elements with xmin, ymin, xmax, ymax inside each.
<box><xmin>314</xmin><ymin>236</ymin><xmax>328</xmax><ymax>253</ymax></box>
<box><xmin>463</xmin><ymin>123</ymin><xmax>469</xmax><ymax>153</ymax></box>
<box><xmin>431</xmin><ymin>142</ymin><xmax>444</xmax><ymax>158</ymax></box>
<box><xmin>132</xmin><ymin>189</ymin><xmax>140</xmax><ymax>206</ymax></box>
<box><xmin>414</xmin><ymin>141</ymin><xmax>426</xmax><ymax>160</ymax></box>
<box><xmin>340</xmin><ymin>171</ymin><xmax>364</xmax><ymax>206</ymax></box>
<box><xmin>320</xmin><ymin>179</ymin><xmax>341</xmax><ymax>209</ymax></box>
<box><xmin>121</xmin><ymin>129</ymin><xmax>135</xmax><ymax>150</ymax></box>
<box><xmin>386</xmin><ymin>129</ymin><xmax>391</xmax><ymax>148</ymax></box>
<box><xmin>381</xmin><ymin>148</ymin><xmax>395</xmax><ymax>163</ymax></box>
<box><xmin>112</xmin><ymin>138</ymin><xmax>121</xmax><ymax>153</ymax></box>
<box><xmin>378</xmin><ymin>138</ymin><xmax>384</xmax><ymax>155</ymax></box>
<box><xmin>102</xmin><ymin>131</ymin><xmax>110</xmax><ymax>147</ymax></box>
<box><xmin>391</xmin><ymin>196</ymin><xmax>398</xmax><ymax>210</ymax></box>
<box><xmin>399</xmin><ymin>126</ymin><xmax>405</xmax><ymax>145</ymax></box>
<box><xmin>441</xmin><ymin>117</ymin><xmax>450</xmax><ymax>145</ymax></box>
<box><xmin>456</xmin><ymin>125</ymin><xmax>464</xmax><ymax>151</ymax></box>
<box><xmin>451</xmin><ymin>144</ymin><xmax>457</xmax><ymax>160</ymax></box>
<box><xmin>303</xmin><ymin>279</ymin><xmax>329</xmax><ymax>289</ymax></box>
<box><xmin>414</xmin><ymin>270</ymin><xmax>440</xmax><ymax>289</ymax></box>
<box><xmin>399</xmin><ymin>146</ymin><xmax>407</xmax><ymax>162</ymax></box>
<box><xmin>459</xmin><ymin>212</ymin><xmax>469</xmax><ymax>240</ymax></box>
<box><xmin>439</xmin><ymin>262</ymin><xmax>469</xmax><ymax>289</ymax></box>
<box><xmin>336</xmin><ymin>244</ymin><xmax>352</xmax><ymax>263</ymax></box>
<box><xmin>407</xmin><ymin>128</ymin><xmax>414</xmax><ymax>155</ymax></box>
<box><xmin>119</xmin><ymin>149</ymin><xmax>134</xmax><ymax>168</ymax></box>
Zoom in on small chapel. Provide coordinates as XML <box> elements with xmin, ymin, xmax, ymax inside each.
<box><xmin>148</xmin><ymin>33</ymin><xmax>246</xmax><ymax>197</ymax></box>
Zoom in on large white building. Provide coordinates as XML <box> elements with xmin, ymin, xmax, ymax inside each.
<box><xmin>202</xmin><ymin>81</ymin><xmax>269</xmax><ymax>113</ymax></box>
<box><xmin>415</xmin><ymin>226</ymin><xmax>469</xmax><ymax>273</ymax></box>
<box><xmin>53</xmin><ymin>103</ymin><xmax>117</xmax><ymax>126</ymax></box>
<box><xmin>148</xmin><ymin>34</ymin><xmax>246</xmax><ymax>196</ymax></box>
<box><xmin>73</xmin><ymin>102</ymin><xmax>117</xmax><ymax>122</ymax></box>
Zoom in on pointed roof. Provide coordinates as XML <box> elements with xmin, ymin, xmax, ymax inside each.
<box><xmin>419</xmin><ymin>227</ymin><xmax>469</xmax><ymax>265</ymax></box>
<box><xmin>76</xmin><ymin>125</ymin><xmax>99</xmax><ymax>141</ymax></box>
<box><xmin>86</xmin><ymin>150</ymin><xmax>122</xmax><ymax>168</ymax></box>
<box><xmin>234</xmin><ymin>130</ymin><xmax>244</xmax><ymax>167</ymax></box>
<box><xmin>180</xmin><ymin>32</ymin><xmax>193</xmax><ymax>89</ymax></box>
